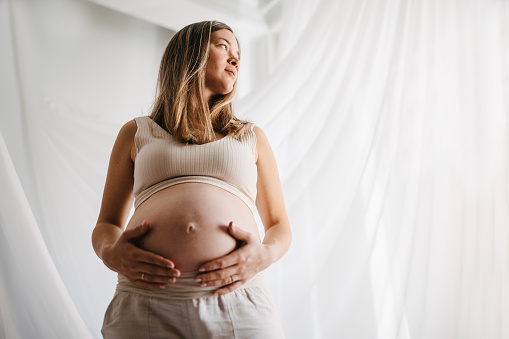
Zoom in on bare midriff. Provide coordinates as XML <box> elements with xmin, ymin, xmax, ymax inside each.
<box><xmin>125</xmin><ymin>183</ymin><xmax>260</xmax><ymax>272</ymax></box>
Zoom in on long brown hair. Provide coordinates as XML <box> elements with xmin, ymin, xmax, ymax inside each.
<box><xmin>150</xmin><ymin>21</ymin><xmax>249</xmax><ymax>144</ymax></box>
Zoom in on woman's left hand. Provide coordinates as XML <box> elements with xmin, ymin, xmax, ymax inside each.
<box><xmin>195</xmin><ymin>221</ymin><xmax>270</xmax><ymax>296</ymax></box>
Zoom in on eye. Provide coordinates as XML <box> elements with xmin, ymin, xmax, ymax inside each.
<box><xmin>219</xmin><ymin>44</ymin><xmax>227</xmax><ymax>50</ymax></box>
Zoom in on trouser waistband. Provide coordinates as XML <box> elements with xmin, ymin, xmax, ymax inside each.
<box><xmin>116</xmin><ymin>271</ymin><xmax>265</xmax><ymax>299</ymax></box>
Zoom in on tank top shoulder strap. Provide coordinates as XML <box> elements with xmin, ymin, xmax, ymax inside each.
<box><xmin>133</xmin><ymin>116</ymin><xmax>168</xmax><ymax>153</ymax></box>
<box><xmin>133</xmin><ymin>116</ymin><xmax>148</xmax><ymax>154</ymax></box>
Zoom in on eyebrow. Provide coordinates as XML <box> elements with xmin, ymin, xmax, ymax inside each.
<box><xmin>217</xmin><ymin>37</ymin><xmax>240</xmax><ymax>59</ymax></box>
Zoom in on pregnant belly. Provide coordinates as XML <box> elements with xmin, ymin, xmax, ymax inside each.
<box><xmin>125</xmin><ymin>183</ymin><xmax>259</xmax><ymax>272</ymax></box>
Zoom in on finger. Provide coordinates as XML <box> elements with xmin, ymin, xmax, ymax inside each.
<box><xmin>198</xmin><ymin>248</ymin><xmax>248</xmax><ymax>273</ymax></box>
<box><xmin>134</xmin><ymin>247</ymin><xmax>177</xmax><ymax>269</ymax></box>
<box><xmin>195</xmin><ymin>266</ymin><xmax>239</xmax><ymax>285</ymax></box>
<box><xmin>137</xmin><ymin>271</ymin><xmax>177</xmax><ymax>284</ymax></box>
<box><xmin>123</xmin><ymin>220</ymin><xmax>150</xmax><ymax>240</ymax></box>
<box><xmin>199</xmin><ymin>274</ymin><xmax>240</xmax><ymax>287</ymax></box>
<box><xmin>136</xmin><ymin>263</ymin><xmax>180</xmax><ymax>279</ymax></box>
<box><xmin>213</xmin><ymin>280</ymin><xmax>245</xmax><ymax>296</ymax></box>
<box><xmin>227</xmin><ymin>222</ymin><xmax>253</xmax><ymax>243</ymax></box>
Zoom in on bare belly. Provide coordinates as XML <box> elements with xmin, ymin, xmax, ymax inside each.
<box><xmin>125</xmin><ymin>183</ymin><xmax>260</xmax><ymax>272</ymax></box>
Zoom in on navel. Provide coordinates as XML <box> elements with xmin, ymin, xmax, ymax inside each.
<box><xmin>186</xmin><ymin>223</ymin><xmax>196</xmax><ymax>233</ymax></box>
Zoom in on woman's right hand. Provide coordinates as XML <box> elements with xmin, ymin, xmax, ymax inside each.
<box><xmin>102</xmin><ymin>220</ymin><xmax>180</xmax><ymax>290</ymax></box>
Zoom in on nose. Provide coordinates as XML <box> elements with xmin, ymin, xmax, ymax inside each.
<box><xmin>229</xmin><ymin>58</ymin><xmax>239</xmax><ymax>69</ymax></box>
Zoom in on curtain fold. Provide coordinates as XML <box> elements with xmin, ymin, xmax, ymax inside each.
<box><xmin>239</xmin><ymin>0</ymin><xmax>509</xmax><ymax>338</ymax></box>
<box><xmin>0</xmin><ymin>0</ymin><xmax>508</xmax><ymax>338</ymax></box>
<box><xmin>0</xmin><ymin>131</ymin><xmax>92</xmax><ymax>339</ymax></box>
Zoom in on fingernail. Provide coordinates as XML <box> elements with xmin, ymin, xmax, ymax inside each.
<box><xmin>199</xmin><ymin>268</ymin><xmax>205</xmax><ymax>272</ymax></box>
<box><xmin>200</xmin><ymin>282</ymin><xmax>207</xmax><ymax>287</ymax></box>
<box><xmin>159</xmin><ymin>285</ymin><xmax>166</xmax><ymax>289</ymax></box>
<box><xmin>195</xmin><ymin>277</ymin><xmax>201</xmax><ymax>282</ymax></box>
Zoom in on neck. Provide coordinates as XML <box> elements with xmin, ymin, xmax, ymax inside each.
<box><xmin>204</xmin><ymin>88</ymin><xmax>212</xmax><ymax>104</ymax></box>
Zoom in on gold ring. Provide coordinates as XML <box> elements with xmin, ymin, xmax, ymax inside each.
<box><xmin>141</xmin><ymin>273</ymin><xmax>145</xmax><ymax>281</ymax></box>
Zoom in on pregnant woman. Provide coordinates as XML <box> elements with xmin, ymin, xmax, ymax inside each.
<box><xmin>92</xmin><ymin>21</ymin><xmax>291</xmax><ymax>338</ymax></box>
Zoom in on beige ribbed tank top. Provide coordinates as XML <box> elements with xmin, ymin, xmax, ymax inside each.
<box><xmin>132</xmin><ymin>117</ymin><xmax>258</xmax><ymax>213</ymax></box>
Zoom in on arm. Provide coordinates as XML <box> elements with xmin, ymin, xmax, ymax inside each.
<box><xmin>92</xmin><ymin>120</ymin><xmax>180</xmax><ymax>290</ymax></box>
<box><xmin>253</xmin><ymin>126</ymin><xmax>292</xmax><ymax>264</ymax></box>
<box><xmin>195</xmin><ymin>126</ymin><xmax>292</xmax><ymax>295</ymax></box>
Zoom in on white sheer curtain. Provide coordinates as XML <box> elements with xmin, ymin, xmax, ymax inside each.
<box><xmin>243</xmin><ymin>2</ymin><xmax>509</xmax><ymax>339</ymax></box>
<box><xmin>1</xmin><ymin>0</ymin><xmax>508</xmax><ymax>338</ymax></box>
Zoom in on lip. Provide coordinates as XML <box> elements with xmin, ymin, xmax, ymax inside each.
<box><xmin>225</xmin><ymin>68</ymin><xmax>237</xmax><ymax>79</ymax></box>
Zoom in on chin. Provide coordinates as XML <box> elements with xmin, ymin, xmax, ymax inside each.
<box><xmin>208</xmin><ymin>84</ymin><xmax>235</xmax><ymax>98</ymax></box>
<box><xmin>218</xmin><ymin>88</ymin><xmax>234</xmax><ymax>96</ymax></box>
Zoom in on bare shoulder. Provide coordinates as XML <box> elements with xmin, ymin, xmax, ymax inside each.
<box><xmin>252</xmin><ymin>125</ymin><xmax>271</xmax><ymax>162</ymax></box>
<box><xmin>119</xmin><ymin>119</ymin><xmax>137</xmax><ymax>138</ymax></box>
<box><xmin>252</xmin><ymin>125</ymin><xmax>277</xmax><ymax>165</ymax></box>
<box><xmin>115</xmin><ymin>119</ymin><xmax>138</xmax><ymax>161</ymax></box>
<box><xmin>252</xmin><ymin>125</ymin><xmax>265</xmax><ymax>137</ymax></box>
<box><xmin>252</xmin><ymin>125</ymin><xmax>271</xmax><ymax>147</ymax></box>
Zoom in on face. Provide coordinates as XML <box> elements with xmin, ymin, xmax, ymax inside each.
<box><xmin>204</xmin><ymin>29</ymin><xmax>240</xmax><ymax>101</ymax></box>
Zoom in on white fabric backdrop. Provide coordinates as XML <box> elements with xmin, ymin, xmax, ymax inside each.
<box><xmin>1</xmin><ymin>0</ymin><xmax>508</xmax><ymax>338</ymax></box>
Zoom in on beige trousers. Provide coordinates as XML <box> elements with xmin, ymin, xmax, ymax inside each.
<box><xmin>101</xmin><ymin>272</ymin><xmax>285</xmax><ymax>339</ymax></box>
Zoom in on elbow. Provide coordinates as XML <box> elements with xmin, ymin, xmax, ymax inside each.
<box><xmin>287</xmin><ymin>226</ymin><xmax>292</xmax><ymax>250</ymax></box>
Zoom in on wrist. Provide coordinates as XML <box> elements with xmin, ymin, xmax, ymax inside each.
<box><xmin>100</xmin><ymin>244</ymin><xmax>117</xmax><ymax>271</ymax></box>
<box><xmin>261</xmin><ymin>242</ymin><xmax>278</xmax><ymax>269</ymax></box>
<box><xmin>92</xmin><ymin>222</ymin><xmax>123</xmax><ymax>269</ymax></box>
<box><xmin>261</xmin><ymin>226</ymin><xmax>291</xmax><ymax>268</ymax></box>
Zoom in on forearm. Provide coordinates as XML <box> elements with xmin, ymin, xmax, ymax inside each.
<box><xmin>261</xmin><ymin>221</ymin><xmax>292</xmax><ymax>267</ymax></box>
<box><xmin>92</xmin><ymin>220</ymin><xmax>179</xmax><ymax>289</ymax></box>
<box><xmin>92</xmin><ymin>222</ymin><xmax>123</xmax><ymax>266</ymax></box>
